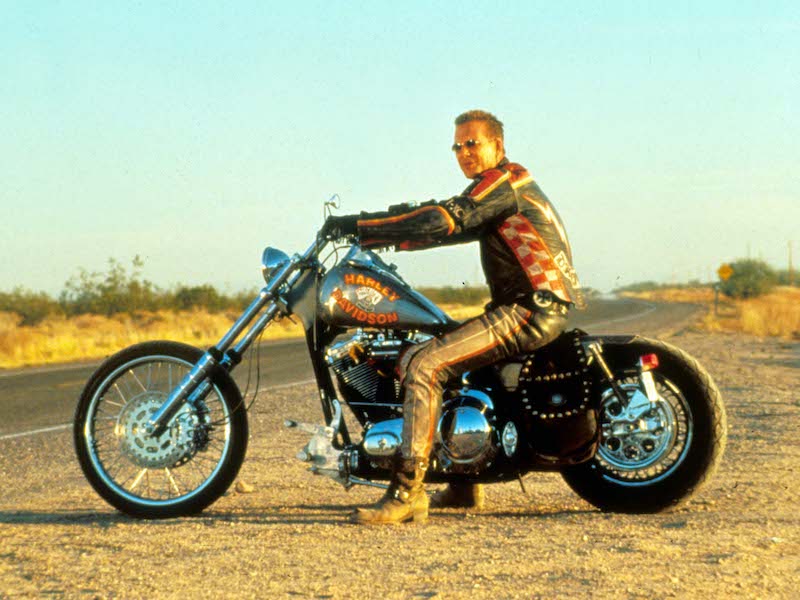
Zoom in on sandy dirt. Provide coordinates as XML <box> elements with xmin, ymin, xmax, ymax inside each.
<box><xmin>1</xmin><ymin>330</ymin><xmax>798</xmax><ymax>599</ymax></box>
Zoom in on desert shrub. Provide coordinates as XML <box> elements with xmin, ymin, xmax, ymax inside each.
<box><xmin>0</xmin><ymin>256</ymin><xmax>498</xmax><ymax>327</ymax></box>
<box><xmin>171</xmin><ymin>284</ymin><xmax>226</xmax><ymax>312</ymax></box>
<box><xmin>0</xmin><ymin>288</ymin><xmax>62</xmax><ymax>325</ymax></box>
<box><xmin>614</xmin><ymin>280</ymin><xmax>662</xmax><ymax>293</ymax></box>
<box><xmin>59</xmin><ymin>256</ymin><xmax>160</xmax><ymax>316</ymax></box>
<box><xmin>582</xmin><ymin>287</ymin><xmax>602</xmax><ymax>298</ymax></box>
<box><xmin>614</xmin><ymin>280</ymin><xmax>712</xmax><ymax>294</ymax></box>
<box><xmin>776</xmin><ymin>269</ymin><xmax>798</xmax><ymax>287</ymax></box>
<box><xmin>719</xmin><ymin>259</ymin><xmax>777</xmax><ymax>299</ymax></box>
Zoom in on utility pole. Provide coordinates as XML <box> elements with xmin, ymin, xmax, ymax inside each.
<box><xmin>790</xmin><ymin>241</ymin><xmax>794</xmax><ymax>286</ymax></box>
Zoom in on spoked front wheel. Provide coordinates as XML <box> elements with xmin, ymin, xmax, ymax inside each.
<box><xmin>74</xmin><ymin>341</ymin><xmax>248</xmax><ymax>518</ymax></box>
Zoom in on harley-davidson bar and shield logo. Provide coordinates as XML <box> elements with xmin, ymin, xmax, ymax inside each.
<box><xmin>330</xmin><ymin>287</ymin><xmax>399</xmax><ymax>325</ymax></box>
<box><xmin>343</xmin><ymin>273</ymin><xmax>400</xmax><ymax>302</ymax></box>
<box><xmin>328</xmin><ymin>273</ymin><xmax>401</xmax><ymax>325</ymax></box>
<box><xmin>355</xmin><ymin>286</ymin><xmax>383</xmax><ymax>312</ymax></box>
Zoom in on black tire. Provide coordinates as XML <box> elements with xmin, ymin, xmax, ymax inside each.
<box><xmin>74</xmin><ymin>341</ymin><xmax>248</xmax><ymax>518</ymax></box>
<box><xmin>561</xmin><ymin>337</ymin><xmax>726</xmax><ymax>513</ymax></box>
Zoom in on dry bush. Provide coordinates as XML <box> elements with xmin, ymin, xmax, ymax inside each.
<box><xmin>0</xmin><ymin>302</ymin><xmax>495</xmax><ymax>369</ymax></box>
<box><xmin>4</xmin><ymin>285</ymin><xmax>796</xmax><ymax>368</ymax></box>
<box><xmin>0</xmin><ymin>311</ymin><xmax>28</xmax><ymax>365</ymax></box>
<box><xmin>0</xmin><ymin>309</ymin><xmax>305</xmax><ymax>369</ymax></box>
<box><xmin>619</xmin><ymin>288</ymin><xmax>715</xmax><ymax>304</ymax></box>
<box><xmin>737</xmin><ymin>287</ymin><xmax>800</xmax><ymax>338</ymax></box>
<box><xmin>0</xmin><ymin>311</ymin><xmax>23</xmax><ymax>331</ymax></box>
<box><xmin>624</xmin><ymin>286</ymin><xmax>800</xmax><ymax>340</ymax></box>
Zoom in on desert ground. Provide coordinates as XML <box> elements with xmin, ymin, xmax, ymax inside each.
<box><xmin>1</xmin><ymin>325</ymin><xmax>798</xmax><ymax>598</ymax></box>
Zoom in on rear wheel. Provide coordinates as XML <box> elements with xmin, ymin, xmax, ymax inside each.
<box><xmin>74</xmin><ymin>341</ymin><xmax>248</xmax><ymax>518</ymax></box>
<box><xmin>561</xmin><ymin>338</ymin><xmax>726</xmax><ymax>513</ymax></box>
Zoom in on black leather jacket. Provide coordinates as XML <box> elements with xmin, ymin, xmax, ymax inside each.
<box><xmin>357</xmin><ymin>158</ymin><xmax>585</xmax><ymax>309</ymax></box>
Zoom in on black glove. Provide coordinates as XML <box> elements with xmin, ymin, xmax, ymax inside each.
<box><xmin>320</xmin><ymin>214</ymin><xmax>359</xmax><ymax>240</ymax></box>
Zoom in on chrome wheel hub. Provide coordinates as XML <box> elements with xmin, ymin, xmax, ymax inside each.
<box><xmin>595</xmin><ymin>380</ymin><xmax>692</xmax><ymax>483</ymax></box>
<box><xmin>116</xmin><ymin>393</ymin><xmax>197</xmax><ymax>468</ymax></box>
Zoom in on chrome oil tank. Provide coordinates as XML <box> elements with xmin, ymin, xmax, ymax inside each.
<box><xmin>318</xmin><ymin>246</ymin><xmax>454</xmax><ymax>331</ymax></box>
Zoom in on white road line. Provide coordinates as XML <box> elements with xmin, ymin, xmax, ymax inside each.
<box><xmin>0</xmin><ymin>362</ymin><xmax>96</xmax><ymax>379</ymax></box>
<box><xmin>0</xmin><ymin>378</ymin><xmax>318</xmax><ymax>441</ymax></box>
<box><xmin>0</xmin><ymin>424</ymin><xmax>73</xmax><ymax>441</ymax></box>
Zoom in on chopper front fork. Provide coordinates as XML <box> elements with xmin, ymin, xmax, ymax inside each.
<box><xmin>145</xmin><ymin>299</ymin><xmax>283</xmax><ymax>436</ymax></box>
<box><xmin>143</xmin><ymin>236</ymin><xmax>329</xmax><ymax>438</ymax></box>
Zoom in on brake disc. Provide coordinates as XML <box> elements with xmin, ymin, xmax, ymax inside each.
<box><xmin>115</xmin><ymin>393</ymin><xmax>198</xmax><ymax>468</ymax></box>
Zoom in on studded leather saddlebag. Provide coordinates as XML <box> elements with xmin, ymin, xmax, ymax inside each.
<box><xmin>517</xmin><ymin>330</ymin><xmax>599</xmax><ymax>467</ymax></box>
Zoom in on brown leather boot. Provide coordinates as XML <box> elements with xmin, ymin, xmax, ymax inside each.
<box><xmin>429</xmin><ymin>483</ymin><xmax>485</xmax><ymax>509</ymax></box>
<box><xmin>351</xmin><ymin>457</ymin><xmax>429</xmax><ymax>525</ymax></box>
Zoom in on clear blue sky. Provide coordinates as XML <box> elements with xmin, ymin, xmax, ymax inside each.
<box><xmin>1</xmin><ymin>2</ymin><xmax>798</xmax><ymax>296</ymax></box>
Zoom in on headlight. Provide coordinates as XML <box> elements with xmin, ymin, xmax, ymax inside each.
<box><xmin>261</xmin><ymin>247</ymin><xmax>290</xmax><ymax>283</ymax></box>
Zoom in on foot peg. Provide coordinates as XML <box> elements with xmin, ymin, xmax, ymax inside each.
<box><xmin>285</xmin><ymin>417</ymin><xmax>345</xmax><ymax>485</ymax></box>
<box><xmin>284</xmin><ymin>418</ymin><xmax>336</xmax><ymax>461</ymax></box>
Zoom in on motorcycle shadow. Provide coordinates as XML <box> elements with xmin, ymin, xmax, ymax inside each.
<box><xmin>0</xmin><ymin>506</ymin><xmax>357</xmax><ymax>527</ymax></box>
<box><xmin>0</xmin><ymin>504</ymin><xmax>598</xmax><ymax>527</ymax></box>
<box><xmin>0</xmin><ymin>509</ymin><xmax>133</xmax><ymax>528</ymax></box>
<box><xmin>249</xmin><ymin>502</ymin><xmax>599</xmax><ymax>525</ymax></box>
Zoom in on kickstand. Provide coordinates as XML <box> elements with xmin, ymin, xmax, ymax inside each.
<box><xmin>517</xmin><ymin>473</ymin><xmax>528</xmax><ymax>495</ymax></box>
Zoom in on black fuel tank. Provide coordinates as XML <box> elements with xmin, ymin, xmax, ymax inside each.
<box><xmin>317</xmin><ymin>246</ymin><xmax>456</xmax><ymax>332</ymax></box>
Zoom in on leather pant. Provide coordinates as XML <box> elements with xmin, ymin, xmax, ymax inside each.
<box><xmin>397</xmin><ymin>302</ymin><xmax>568</xmax><ymax>460</ymax></box>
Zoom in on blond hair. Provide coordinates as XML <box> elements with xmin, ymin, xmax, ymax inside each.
<box><xmin>454</xmin><ymin>110</ymin><xmax>504</xmax><ymax>140</ymax></box>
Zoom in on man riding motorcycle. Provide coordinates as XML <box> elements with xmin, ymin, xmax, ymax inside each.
<box><xmin>321</xmin><ymin>109</ymin><xmax>585</xmax><ymax>524</ymax></box>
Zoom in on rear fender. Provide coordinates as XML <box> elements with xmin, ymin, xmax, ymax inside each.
<box><xmin>578</xmin><ymin>331</ymin><xmax>641</xmax><ymax>346</ymax></box>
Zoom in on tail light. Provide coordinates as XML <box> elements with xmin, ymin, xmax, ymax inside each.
<box><xmin>639</xmin><ymin>353</ymin><xmax>659</xmax><ymax>371</ymax></box>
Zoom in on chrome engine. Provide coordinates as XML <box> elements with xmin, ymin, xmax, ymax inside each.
<box><xmin>326</xmin><ymin>331</ymin><xmax>500</xmax><ymax>473</ymax></box>
<box><xmin>355</xmin><ymin>388</ymin><xmax>498</xmax><ymax>474</ymax></box>
<box><xmin>433</xmin><ymin>388</ymin><xmax>498</xmax><ymax>473</ymax></box>
<box><xmin>325</xmin><ymin>331</ymin><xmax>426</xmax><ymax>424</ymax></box>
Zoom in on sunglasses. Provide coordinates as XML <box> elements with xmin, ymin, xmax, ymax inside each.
<box><xmin>451</xmin><ymin>139</ymin><xmax>481</xmax><ymax>153</ymax></box>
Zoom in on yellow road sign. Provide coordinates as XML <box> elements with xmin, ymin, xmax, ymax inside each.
<box><xmin>718</xmin><ymin>264</ymin><xmax>733</xmax><ymax>281</ymax></box>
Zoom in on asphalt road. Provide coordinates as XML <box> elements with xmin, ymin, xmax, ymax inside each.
<box><xmin>0</xmin><ymin>297</ymin><xmax>699</xmax><ymax>439</ymax></box>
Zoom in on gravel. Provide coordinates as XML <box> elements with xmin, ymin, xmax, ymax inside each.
<box><xmin>0</xmin><ymin>330</ymin><xmax>798</xmax><ymax>598</ymax></box>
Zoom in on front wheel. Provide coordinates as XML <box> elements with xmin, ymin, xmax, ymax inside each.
<box><xmin>561</xmin><ymin>338</ymin><xmax>726</xmax><ymax>513</ymax></box>
<box><xmin>74</xmin><ymin>341</ymin><xmax>248</xmax><ymax>518</ymax></box>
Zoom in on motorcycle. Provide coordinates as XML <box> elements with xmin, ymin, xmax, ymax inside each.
<box><xmin>74</xmin><ymin>221</ymin><xmax>727</xmax><ymax>519</ymax></box>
